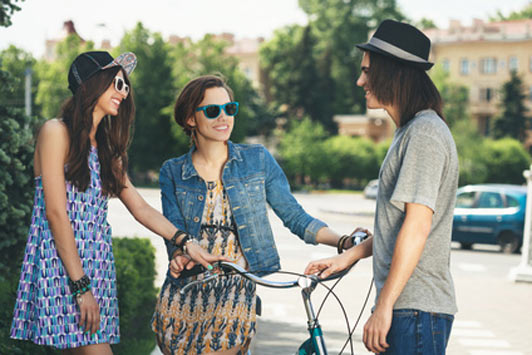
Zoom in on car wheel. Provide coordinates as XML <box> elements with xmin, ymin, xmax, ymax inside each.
<box><xmin>497</xmin><ymin>232</ymin><xmax>520</xmax><ymax>254</ymax></box>
<box><xmin>460</xmin><ymin>242</ymin><xmax>473</xmax><ymax>250</ymax></box>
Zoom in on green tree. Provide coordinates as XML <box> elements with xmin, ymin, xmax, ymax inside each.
<box><xmin>277</xmin><ymin>117</ymin><xmax>329</xmax><ymax>186</ymax></box>
<box><xmin>0</xmin><ymin>0</ymin><xmax>23</xmax><ymax>27</ymax></box>
<box><xmin>115</xmin><ymin>22</ymin><xmax>176</xmax><ymax>179</ymax></box>
<box><xmin>417</xmin><ymin>17</ymin><xmax>437</xmax><ymax>29</ymax></box>
<box><xmin>490</xmin><ymin>2</ymin><xmax>532</xmax><ymax>21</ymax></box>
<box><xmin>261</xmin><ymin>25</ymin><xmax>335</xmax><ymax>132</ymax></box>
<box><xmin>431</xmin><ymin>63</ymin><xmax>470</xmax><ymax>128</ymax></box>
<box><xmin>35</xmin><ymin>35</ymin><xmax>94</xmax><ymax>119</ymax></box>
<box><xmin>0</xmin><ymin>45</ymin><xmax>38</xmax><ymax>111</ymax></box>
<box><xmin>492</xmin><ymin>70</ymin><xmax>528</xmax><ymax>142</ymax></box>
<box><xmin>299</xmin><ymin>0</ymin><xmax>405</xmax><ymax>115</ymax></box>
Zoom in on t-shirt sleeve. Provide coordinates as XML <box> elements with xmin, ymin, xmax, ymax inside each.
<box><xmin>390</xmin><ymin>133</ymin><xmax>447</xmax><ymax>213</ymax></box>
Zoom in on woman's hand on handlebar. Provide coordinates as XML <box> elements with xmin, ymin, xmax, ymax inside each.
<box><xmin>304</xmin><ymin>252</ymin><xmax>355</xmax><ymax>279</ymax></box>
<box><xmin>169</xmin><ymin>242</ymin><xmax>230</xmax><ymax>278</ymax></box>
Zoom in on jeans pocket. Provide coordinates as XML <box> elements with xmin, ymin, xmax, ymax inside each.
<box><xmin>430</xmin><ymin>312</ymin><xmax>454</xmax><ymax>353</ymax></box>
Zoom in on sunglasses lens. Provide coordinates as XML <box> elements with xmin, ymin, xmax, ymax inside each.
<box><xmin>225</xmin><ymin>103</ymin><xmax>237</xmax><ymax>116</ymax></box>
<box><xmin>205</xmin><ymin>105</ymin><xmax>221</xmax><ymax>119</ymax></box>
<box><xmin>115</xmin><ymin>78</ymin><xmax>123</xmax><ymax>91</ymax></box>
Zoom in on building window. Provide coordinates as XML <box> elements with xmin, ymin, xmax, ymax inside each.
<box><xmin>480</xmin><ymin>57</ymin><xmax>497</xmax><ymax>74</ymax></box>
<box><xmin>479</xmin><ymin>88</ymin><xmax>494</xmax><ymax>102</ymax></box>
<box><xmin>529</xmin><ymin>86</ymin><xmax>532</xmax><ymax>101</ymax></box>
<box><xmin>460</xmin><ymin>58</ymin><xmax>469</xmax><ymax>75</ymax></box>
<box><xmin>442</xmin><ymin>59</ymin><xmax>450</xmax><ymax>73</ymax></box>
<box><xmin>509</xmin><ymin>56</ymin><xmax>518</xmax><ymax>72</ymax></box>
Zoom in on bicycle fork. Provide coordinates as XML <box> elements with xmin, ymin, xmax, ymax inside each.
<box><xmin>299</xmin><ymin>277</ymin><xmax>328</xmax><ymax>355</ymax></box>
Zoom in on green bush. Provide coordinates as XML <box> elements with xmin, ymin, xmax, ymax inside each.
<box><xmin>112</xmin><ymin>237</ymin><xmax>158</xmax><ymax>355</ymax></box>
<box><xmin>0</xmin><ymin>68</ymin><xmax>56</xmax><ymax>354</ymax></box>
<box><xmin>483</xmin><ymin>138</ymin><xmax>530</xmax><ymax>184</ymax></box>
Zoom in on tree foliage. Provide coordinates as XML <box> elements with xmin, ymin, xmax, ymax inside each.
<box><xmin>492</xmin><ymin>70</ymin><xmax>528</xmax><ymax>142</ymax></box>
<box><xmin>431</xmin><ymin>63</ymin><xmax>470</xmax><ymax>128</ymax></box>
<box><xmin>490</xmin><ymin>3</ymin><xmax>532</xmax><ymax>21</ymax></box>
<box><xmin>35</xmin><ymin>35</ymin><xmax>94</xmax><ymax>119</ymax></box>
<box><xmin>0</xmin><ymin>0</ymin><xmax>23</xmax><ymax>27</ymax></box>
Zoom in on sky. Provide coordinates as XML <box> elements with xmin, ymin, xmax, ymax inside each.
<box><xmin>1</xmin><ymin>0</ymin><xmax>531</xmax><ymax>58</ymax></box>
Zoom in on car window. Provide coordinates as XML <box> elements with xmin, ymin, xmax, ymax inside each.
<box><xmin>477</xmin><ymin>192</ymin><xmax>504</xmax><ymax>208</ymax></box>
<box><xmin>456</xmin><ymin>191</ymin><xmax>476</xmax><ymax>208</ymax></box>
<box><xmin>506</xmin><ymin>195</ymin><xmax>520</xmax><ymax>207</ymax></box>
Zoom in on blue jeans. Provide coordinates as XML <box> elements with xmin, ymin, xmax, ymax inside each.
<box><xmin>383</xmin><ymin>309</ymin><xmax>454</xmax><ymax>354</ymax></box>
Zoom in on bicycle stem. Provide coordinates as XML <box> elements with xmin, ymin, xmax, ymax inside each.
<box><xmin>301</xmin><ymin>276</ymin><xmax>328</xmax><ymax>355</ymax></box>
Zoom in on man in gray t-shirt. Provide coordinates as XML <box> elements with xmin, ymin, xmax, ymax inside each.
<box><xmin>305</xmin><ymin>20</ymin><xmax>458</xmax><ymax>354</ymax></box>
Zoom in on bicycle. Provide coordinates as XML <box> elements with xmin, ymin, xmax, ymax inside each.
<box><xmin>179</xmin><ymin>232</ymin><xmax>371</xmax><ymax>355</ymax></box>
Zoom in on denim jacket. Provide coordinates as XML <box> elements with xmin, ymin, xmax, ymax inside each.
<box><xmin>159</xmin><ymin>141</ymin><xmax>327</xmax><ymax>276</ymax></box>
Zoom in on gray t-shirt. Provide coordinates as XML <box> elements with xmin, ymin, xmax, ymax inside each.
<box><xmin>373</xmin><ymin>109</ymin><xmax>458</xmax><ymax>315</ymax></box>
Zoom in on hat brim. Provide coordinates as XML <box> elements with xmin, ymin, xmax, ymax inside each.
<box><xmin>101</xmin><ymin>52</ymin><xmax>137</xmax><ymax>76</ymax></box>
<box><xmin>356</xmin><ymin>43</ymin><xmax>433</xmax><ymax>70</ymax></box>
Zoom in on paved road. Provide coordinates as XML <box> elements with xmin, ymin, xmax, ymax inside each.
<box><xmin>108</xmin><ymin>189</ymin><xmax>532</xmax><ymax>355</ymax></box>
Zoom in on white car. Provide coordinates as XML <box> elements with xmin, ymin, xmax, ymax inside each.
<box><xmin>363</xmin><ymin>179</ymin><xmax>379</xmax><ymax>199</ymax></box>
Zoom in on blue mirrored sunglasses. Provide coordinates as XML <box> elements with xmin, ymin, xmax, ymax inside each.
<box><xmin>195</xmin><ymin>102</ymin><xmax>239</xmax><ymax>119</ymax></box>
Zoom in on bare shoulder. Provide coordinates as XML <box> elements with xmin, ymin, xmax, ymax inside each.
<box><xmin>36</xmin><ymin>119</ymin><xmax>70</xmax><ymax>164</ymax></box>
<box><xmin>37</xmin><ymin>119</ymin><xmax>69</xmax><ymax>150</ymax></box>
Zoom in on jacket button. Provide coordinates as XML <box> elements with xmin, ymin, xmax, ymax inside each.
<box><xmin>198</xmin><ymin>195</ymin><xmax>204</xmax><ymax>201</ymax></box>
<box><xmin>193</xmin><ymin>217</ymin><xmax>200</xmax><ymax>223</ymax></box>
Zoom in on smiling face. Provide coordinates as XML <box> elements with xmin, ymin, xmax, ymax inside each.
<box><xmin>356</xmin><ymin>52</ymin><xmax>384</xmax><ymax>110</ymax></box>
<box><xmin>187</xmin><ymin>87</ymin><xmax>235</xmax><ymax>145</ymax></box>
<box><xmin>94</xmin><ymin>70</ymin><xmax>129</xmax><ymax>117</ymax></box>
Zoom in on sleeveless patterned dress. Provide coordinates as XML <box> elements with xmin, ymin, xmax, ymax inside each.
<box><xmin>152</xmin><ymin>180</ymin><xmax>256</xmax><ymax>355</ymax></box>
<box><xmin>10</xmin><ymin>146</ymin><xmax>119</xmax><ymax>349</ymax></box>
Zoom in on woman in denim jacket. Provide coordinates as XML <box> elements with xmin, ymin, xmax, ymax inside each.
<box><xmin>152</xmin><ymin>75</ymin><xmax>354</xmax><ymax>355</ymax></box>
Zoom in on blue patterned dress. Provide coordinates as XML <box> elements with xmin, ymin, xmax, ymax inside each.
<box><xmin>152</xmin><ymin>180</ymin><xmax>256</xmax><ymax>355</ymax></box>
<box><xmin>10</xmin><ymin>146</ymin><xmax>120</xmax><ymax>349</ymax></box>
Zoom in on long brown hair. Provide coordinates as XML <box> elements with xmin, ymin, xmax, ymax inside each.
<box><xmin>366</xmin><ymin>51</ymin><xmax>444</xmax><ymax>127</ymax></box>
<box><xmin>174</xmin><ymin>75</ymin><xmax>234</xmax><ymax>145</ymax></box>
<box><xmin>60</xmin><ymin>66</ymin><xmax>135</xmax><ymax>196</ymax></box>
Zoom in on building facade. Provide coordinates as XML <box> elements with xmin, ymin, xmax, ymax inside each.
<box><xmin>425</xmin><ymin>19</ymin><xmax>532</xmax><ymax>140</ymax></box>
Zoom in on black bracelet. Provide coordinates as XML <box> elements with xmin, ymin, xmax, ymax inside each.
<box><xmin>171</xmin><ymin>230</ymin><xmax>187</xmax><ymax>246</ymax></box>
<box><xmin>176</xmin><ymin>234</ymin><xmax>191</xmax><ymax>250</ymax></box>
<box><xmin>69</xmin><ymin>274</ymin><xmax>91</xmax><ymax>295</ymax></box>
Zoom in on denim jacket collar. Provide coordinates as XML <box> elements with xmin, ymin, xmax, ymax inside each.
<box><xmin>181</xmin><ymin>140</ymin><xmax>244</xmax><ymax>180</ymax></box>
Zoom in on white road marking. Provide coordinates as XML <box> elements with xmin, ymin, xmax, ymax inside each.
<box><xmin>459</xmin><ymin>339</ymin><xmax>511</xmax><ymax>348</ymax></box>
<box><xmin>452</xmin><ymin>328</ymin><xmax>495</xmax><ymax>337</ymax></box>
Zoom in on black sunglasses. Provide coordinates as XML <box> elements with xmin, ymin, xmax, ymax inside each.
<box><xmin>195</xmin><ymin>102</ymin><xmax>239</xmax><ymax>119</ymax></box>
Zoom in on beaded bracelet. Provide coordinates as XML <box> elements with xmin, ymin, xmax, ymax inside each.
<box><xmin>69</xmin><ymin>274</ymin><xmax>91</xmax><ymax>296</ymax></box>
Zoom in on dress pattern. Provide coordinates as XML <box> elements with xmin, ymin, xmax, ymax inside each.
<box><xmin>10</xmin><ymin>146</ymin><xmax>119</xmax><ymax>349</ymax></box>
<box><xmin>152</xmin><ymin>180</ymin><xmax>256</xmax><ymax>354</ymax></box>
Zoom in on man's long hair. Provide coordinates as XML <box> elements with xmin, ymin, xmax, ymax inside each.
<box><xmin>59</xmin><ymin>66</ymin><xmax>135</xmax><ymax>196</ymax></box>
<box><xmin>367</xmin><ymin>51</ymin><xmax>444</xmax><ymax>127</ymax></box>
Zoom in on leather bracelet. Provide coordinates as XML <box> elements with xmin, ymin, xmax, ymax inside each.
<box><xmin>176</xmin><ymin>234</ymin><xmax>191</xmax><ymax>250</ymax></box>
<box><xmin>171</xmin><ymin>230</ymin><xmax>187</xmax><ymax>246</ymax></box>
<box><xmin>337</xmin><ymin>235</ymin><xmax>349</xmax><ymax>254</ymax></box>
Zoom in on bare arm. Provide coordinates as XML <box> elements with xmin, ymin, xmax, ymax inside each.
<box><xmin>118</xmin><ymin>175</ymin><xmax>228</xmax><ymax>269</ymax></box>
<box><xmin>363</xmin><ymin>202</ymin><xmax>432</xmax><ymax>353</ymax></box>
<box><xmin>39</xmin><ymin>120</ymin><xmax>85</xmax><ymax>281</ymax></box>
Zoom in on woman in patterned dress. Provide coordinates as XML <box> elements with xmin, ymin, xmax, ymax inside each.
<box><xmin>152</xmin><ymin>75</ymin><xmax>355</xmax><ymax>355</ymax></box>
<box><xmin>10</xmin><ymin>52</ymin><xmax>223</xmax><ymax>354</ymax></box>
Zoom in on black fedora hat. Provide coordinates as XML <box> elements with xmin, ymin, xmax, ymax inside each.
<box><xmin>356</xmin><ymin>19</ymin><xmax>433</xmax><ymax>70</ymax></box>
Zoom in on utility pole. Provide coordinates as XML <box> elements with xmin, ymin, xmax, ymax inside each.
<box><xmin>24</xmin><ymin>67</ymin><xmax>32</xmax><ymax>117</ymax></box>
<box><xmin>510</xmin><ymin>165</ymin><xmax>532</xmax><ymax>282</ymax></box>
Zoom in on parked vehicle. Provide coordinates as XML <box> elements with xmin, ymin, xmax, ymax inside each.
<box><xmin>363</xmin><ymin>179</ymin><xmax>379</xmax><ymax>199</ymax></box>
<box><xmin>452</xmin><ymin>184</ymin><xmax>527</xmax><ymax>254</ymax></box>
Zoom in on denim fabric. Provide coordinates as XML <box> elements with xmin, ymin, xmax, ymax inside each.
<box><xmin>159</xmin><ymin>141</ymin><xmax>327</xmax><ymax>276</ymax></box>
<box><xmin>383</xmin><ymin>309</ymin><xmax>454</xmax><ymax>355</ymax></box>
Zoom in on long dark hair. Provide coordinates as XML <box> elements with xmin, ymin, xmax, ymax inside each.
<box><xmin>60</xmin><ymin>66</ymin><xmax>135</xmax><ymax>196</ymax></box>
<box><xmin>174</xmin><ymin>75</ymin><xmax>234</xmax><ymax>145</ymax></box>
<box><xmin>366</xmin><ymin>51</ymin><xmax>444</xmax><ymax>127</ymax></box>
